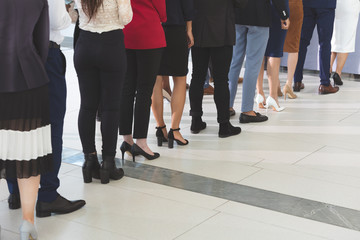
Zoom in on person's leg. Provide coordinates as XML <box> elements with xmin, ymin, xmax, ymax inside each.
<box><xmin>119</xmin><ymin>49</ymin><xmax>137</xmax><ymax>145</ymax></box>
<box><xmin>133</xmin><ymin>48</ymin><xmax>163</xmax><ymax>155</ymax></box>
<box><xmin>170</xmin><ymin>76</ymin><xmax>187</xmax><ymax>143</ymax></box>
<box><xmin>162</xmin><ymin>76</ymin><xmax>172</xmax><ymax>96</ymax></box>
<box><xmin>38</xmin><ymin>48</ymin><xmax>66</xmax><ymax>203</ymax></box>
<box><xmin>228</xmin><ymin>25</ymin><xmax>247</xmax><ymax>109</ymax></box>
<box><xmin>151</xmin><ymin>76</ymin><xmax>167</xmax><ymax>138</ymax></box>
<box><xmin>330</xmin><ymin>52</ymin><xmax>337</xmax><ymax>73</ymax></box>
<box><xmin>256</xmin><ymin>58</ymin><xmax>266</xmax><ymax>101</ymax></box>
<box><xmin>286</xmin><ymin>52</ymin><xmax>299</xmax><ymax>87</ymax></box>
<box><xmin>18</xmin><ymin>176</ymin><xmax>40</xmax><ymax>224</ymax></box>
<box><xmin>242</xmin><ymin>26</ymin><xmax>269</xmax><ymax>114</ymax></box>
<box><xmin>316</xmin><ymin>8</ymin><xmax>335</xmax><ymax>86</ymax></box>
<box><xmin>189</xmin><ymin>46</ymin><xmax>210</xmax><ymax>131</ymax></box>
<box><xmin>335</xmin><ymin>52</ymin><xmax>349</xmax><ymax>76</ymax></box>
<box><xmin>267</xmin><ymin>57</ymin><xmax>281</xmax><ymax>103</ymax></box>
<box><xmin>210</xmin><ymin>46</ymin><xmax>233</xmax><ymax>124</ymax></box>
<box><xmin>294</xmin><ymin>7</ymin><xmax>317</xmax><ymax>86</ymax></box>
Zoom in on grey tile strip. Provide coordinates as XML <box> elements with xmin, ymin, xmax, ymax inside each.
<box><xmin>62</xmin><ymin>148</ymin><xmax>360</xmax><ymax>231</ymax></box>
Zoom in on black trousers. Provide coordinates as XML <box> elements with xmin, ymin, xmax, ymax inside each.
<box><xmin>189</xmin><ymin>46</ymin><xmax>233</xmax><ymax>123</ymax></box>
<box><xmin>74</xmin><ymin>29</ymin><xmax>126</xmax><ymax>157</ymax></box>
<box><xmin>119</xmin><ymin>48</ymin><xmax>163</xmax><ymax>139</ymax></box>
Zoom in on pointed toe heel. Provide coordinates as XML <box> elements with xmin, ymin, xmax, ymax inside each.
<box><xmin>20</xmin><ymin>220</ymin><xmax>38</xmax><ymax>240</ymax></box>
<box><xmin>120</xmin><ymin>141</ymin><xmax>133</xmax><ymax>160</ymax></box>
<box><xmin>131</xmin><ymin>143</ymin><xmax>160</xmax><ymax>161</ymax></box>
<box><xmin>266</xmin><ymin>96</ymin><xmax>285</xmax><ymax>112</ymax></box>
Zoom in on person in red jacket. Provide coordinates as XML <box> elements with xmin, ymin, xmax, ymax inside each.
<box><xmin>119</xmin><ymin>0</ymin><xmax>167</xmax><ymax>161</ymax></box>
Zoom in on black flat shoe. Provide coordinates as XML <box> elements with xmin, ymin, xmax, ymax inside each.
<box><xmin>131</xmin><ymin>143</ymin><xmax>160</xmax><ymax>162</ymax></box>
<box><xmin>36</xmin><ymin>195</ymin><xmax>86</xmax><ymax>217</ymax></box>
<box><xmin>333</xmin><ymin>72</ymin><xmax>343</xmax><ymax>86</ymax></box>
<box><xmin>82</xmin><ymin>153</ymin><xmax>100</xmax><ymax>183</ymax></box>
<box><xmin>218</xmin><ymin>122</ymin><xmax>241</xmax><ymax>138</ymax></box>
<box><xmin>8</xmin><ymin>193</ymin><xmax>21</xmax><ymax>210</ymax></box>
<box><xmin>190</xmin><ymin>117</ymin><xmax>206</xmax><ymax>134</ymax></box>
<box><xmin>293</xmin><ymin>82</ymin><xmax>304</xmax><ymax>92</ymax></box>
<box><xmin>156</xmin><ymin>125</ymin><xmax>168</xmax><ymax>146</ymax></box>
<box><xmin>239</xmin><ymin>112</ymin><xmax>268</xmax><ymax>123</ymax></box>
<box><xmin>168</xmin><ymin>128</ymin><xmax>189</xmax><ymax>149</ymax></box>
<box><xmin>99</xmin><ymin>155</ymin><xmax>124</xmax><ymax>184</ymax></box>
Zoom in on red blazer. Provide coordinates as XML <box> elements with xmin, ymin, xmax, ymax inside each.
<box><xmin>124</xmin><ymin>0</ymin><xmax>167</xmax><ymax>49</ymax></box>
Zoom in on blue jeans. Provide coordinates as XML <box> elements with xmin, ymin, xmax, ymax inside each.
<box><xmin>228</xmin><ymin>25</ymin><xmax>269</xmax><ymax>112</ymax></box>
<box><xmin>7</xmin><ymin>47</ymin><xmax>67</xmax><ymax>202</ymax></box>
<box><xmin>294</xmin><ymin>7</ymin><xmax>335</xmax><ymax>86</ymax></box>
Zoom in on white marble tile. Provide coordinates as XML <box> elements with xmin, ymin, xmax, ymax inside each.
<box><xmin>176</xmin><ymin>212</ymin><xmax>334</xmax><ymax>240</ymax></box>
<box><xmin>239</xmin><ymin>169</ymin><xmax>360</xmax><ymax>211</ymax></box>
<box><xmin>216</xmin><ymin>201</ymin><xmax>360</xmax><ymax>240</ymax></box>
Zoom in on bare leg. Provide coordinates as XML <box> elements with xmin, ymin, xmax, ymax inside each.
<box><xmin>151</xmin><ymin>75</ymin><xmax>167</xmax><ymax>138</ymax></box>
<box><xmin>171</xmin><ymin>76</ymin><xmax>187</xmax><ymax>143</ymax></box>
<box><xmin>162</xmin><ymin>76</ymin><xmax>172</xmax><ymax>96</ymax></box>
<box><xmin>335</xmin><ymin>52</ymin><xmax>349</xmax><ymax>76</ymax></box>
<box><xmin>123</xmin><ymin>135</ymin><xmax>134</xmax><ymax>145</ymax></box>
<box><xmin>18</xmin><ymin>175</ymin><xmax>40</xmax><ymax>224</ymax></box>
<box><xmin>267</xmin><ymin>57</ymin><xmax>281</xmax><ymax>105</ymax></box>
<box><xmin>256</xmin><ymin>58</ymin><xmax>266</xmax><ymax>97</ymax></box>
<box><xmin>286</xmin><ymin>52</ymin><xmax>298</xmax><ymax>87</ymax></box>
<box><xmin>330</xmin><ymin>52</ymin><xmax>337</xmax><ymax>74</ymax></box>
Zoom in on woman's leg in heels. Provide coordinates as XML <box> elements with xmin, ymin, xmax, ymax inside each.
<box><xmin>18</xmin><ymin>175</ymin><xmax>40</xmax><ymax>224</ymax></box>
<box><xmin>256</xmin><ymin>58</ymin><xmax>267</xmax><ymax>101</ymax></box>
<box><xmin>334</xmin><ymin>52</ymin><xmax>349</xmax><ymax>77</ymax></box>
<box><xmin>171</xmin><ymin>76</ymin><xmax>187</xmax><ymax>143</ymax></box>
<box><xmin>267</xmin><ymin>57</ymin><xmax>281</xmax><ymax>104</ymax></box>
<box><xmin>286</xmin><ymin>52</ymin><xmax>298</xmax><ymax>87</ymax></box>
<box><xmin>151</xmin><ymin>75</ymin><xmax>168</xmax><ymax>139</ymax></box>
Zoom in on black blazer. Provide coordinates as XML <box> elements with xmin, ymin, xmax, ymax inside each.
<box><xmin>235</xmin><ymin>0</ymin><xmax>289</xmax><ymax>27</ymax></box>
<box><xmin>192</xmin><ymin>0</ymin><xmax>236</xmax><ymax>48</ymax></box>
<box><xmin>0</xmin><ymin>0</ymin><xmax>49</xmax><ymax>93</ymax></box>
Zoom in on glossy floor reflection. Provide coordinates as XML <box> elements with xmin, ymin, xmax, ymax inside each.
<box><xmin>1</xmin><ymin>26</ymin><xmax>360</xmax><ymax>239</ymax></box>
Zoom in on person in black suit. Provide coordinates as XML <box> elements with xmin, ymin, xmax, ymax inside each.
<box><xmin>189</xmin><ymin>0</ymin><xmax>243</xmax><ymax>138</ymax></box>
<box><xmin>0</xmin><ymin>0</ymin><xmax>52</xmax><ymax>238</ymax></box>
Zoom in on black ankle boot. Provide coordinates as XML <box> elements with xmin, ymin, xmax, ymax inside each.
<box><xmin>82</xmin><ymin>153</ymin><xmax>100</xmax><ymax>183</ymax></box>
<box><xmin>190</xmin><ymin>117</ymin><xmax>206</xmax><ymax>134</ymax></box>
<box><xmin>218</xmin><ymin>122</ymin><xmax>241</xmax><ymax>138</ymax></box>
<box><xmin>99</xmin><ymin>156</ymin><xmax>124</xmax><ymax>184</ymax></box>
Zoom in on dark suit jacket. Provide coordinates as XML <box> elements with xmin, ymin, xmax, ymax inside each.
<box><xmin>192</xmin><ymin>0</ymin><xmax>236</xmax><ymax>47</ymax></box>
<box><xmin>0</xmin><ymin>0</ymin><xmax>49</xmax><ymax>93</ymax></box>
<box><xmin>303</xmin><ymin>0</ymin><xmax>336</xmax><ymax>9</ymax></box>
<box><xmin>235</xmin><ymin>0</ymin><xmax>289</xmax><ymax>27</ymax></box>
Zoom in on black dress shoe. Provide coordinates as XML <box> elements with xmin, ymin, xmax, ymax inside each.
<box><xmin>333</xmin><ymin>72</ymin><xmax>343</xmax><ymax>86</ymax></box>
<box><xmin>190</xmin><ymin>117</ymin><xmax>207</xmax><ymax>134</ymax></box>
<box><xmin>36</xmin><ymin>195</ymin><xmax>86</xmax><ymax>217</ymax></box>
<box><xmin>229</xmin><ymin>108</ymin><xmax>236</xmax><ymax>117</ymax></box>
<box><xmin>8</xmin><ymin>193</ymin><xmax>21</xmax><ymax>210</ymax></box>
<box><xmin>239</xmin><ymin>112</ymin><xmax>268</xmax><ymax>123</ymax></box>
<box><xmin>218</xmin><ymin>122</ymin><xmax>241</xmax><ymax>138</ymax></box>
<box><xmin>293</xmin><ymin>82</ymin><xmax>304</xmax><ymax>92</ymax></box>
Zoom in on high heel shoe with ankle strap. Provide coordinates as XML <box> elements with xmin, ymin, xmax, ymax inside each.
<box><xmin>20</xmin><ymin>220</ymin><xmax>38</xmax><ymax>240</ymax></box>
<box><xmin>266</xmin><ymin>96</ymin><xmax>285</xmax><ymax>112</ymax></box>
<box><xmin>283</xmin><ymin>84</ymin><xmax>297</xmax><ymax>100</ymax></box>
<box><xmin>255</xmin><ymin>94</ymin><xmax>266</xmax><ymax>109</ymax></box>
<box><xmin>168</xmin><ymin>128</ymin><xmax>189</xmax><ymax>149</ymax></box>
<box><xmin>131</xmin><ymin>143</ymin><xmax>160</xmax><ymax>162</ymax></box>
<box><xmin>156</xmin><ymin>125</ymin><xmax>168</xmax><ymax>147</ymax></box>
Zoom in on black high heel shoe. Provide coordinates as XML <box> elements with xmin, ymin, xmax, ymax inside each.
<box><xmin>120</xmin><ymin>141</ymin><xmax>132</xmax><ymax>160</ymax></box>
<box><xmin>82</xmin><ymin>153</ymin><xmax>101</xmax><ymax>183</ymax></box>
<box><xmin>156</xmin><ymin>125</ymin><xmax>168</xmax><ymax>146</ymax></box>
<box><xmin>99</xmin><ymin>156</ymin><xmax>124</xmax><ymax>184</ymax></box>
<box><xmin>131</xmin><ymin>143</ymin><xmax>160</xmax><ymax>162</ymax></box>
<box><xmin>333</xmin><ymin>72</ymin><xmax>343</xmax><ymax>86</ymax></box>
<box><xmin>168</xmin><ymin>128</ymin><xmax>189</xmax><ymax>149</ymax></box>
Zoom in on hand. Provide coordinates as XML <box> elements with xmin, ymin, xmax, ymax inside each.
<box><xmin>187</xmin><ymin>30</ymin><xmax>194</xmax><ymax>48</ymax></box>
<box><xmin>281</xmin><ymin>18</ymin><xmax>290</xmax><ymax>30</ymax></box>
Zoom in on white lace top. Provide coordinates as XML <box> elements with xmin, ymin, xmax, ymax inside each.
<box><xmin>76</xmin><ymin>0</ymin><xmax>133</xmax><ymax>33</ymax></box>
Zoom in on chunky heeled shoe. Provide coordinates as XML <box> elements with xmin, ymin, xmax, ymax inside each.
<box><xmin>266</xmin><ymin>96</ymin><xmax>285</xmax><ymax>112</ymax></box>
<box><xmin>99</xmin><ymin>156</ymin><xmax>124</xmax><ymax>184</ymax></box>
<box><xmin>156</xmin><ymin>125</ymin><xmax>168</xmax><ymax>146</ymax></box>
<box><xmin>131</xmin><ymin>143</ymin><xmax>160</xmax><ymax>162</ymax></box>
<box><xmin>283</xmin><ymin>84</ymin><xmax>297</xmax><ymax>100</ymax></box>
<box><xmin>20</xmin><ymin>220</ymin><xmax>38</xmax><ymax>240</ymax></box>
<box><xmin>255</xmin><ymin>93</ymin><xmax>266</xmax><ymax>109</ymax></box>
<box><xmin>190</xmin><ymin>117</ymin><xmax>206</xmax><ymax>134</ymax></box>
<box><xmin>168</xmin><ymin>128</ymin><xmax>189</xmax><ymax>149</ymax></box>
<box><xmin>82</xmin><ymin>153</ymin><xmax>101</xmax><ymax>183</ymax></box>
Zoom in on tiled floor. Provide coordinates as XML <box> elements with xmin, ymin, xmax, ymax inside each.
<box><xmin>1</xmin><ymin>25</ymin><xmax>360</xmax><ymax>240</ymax></box>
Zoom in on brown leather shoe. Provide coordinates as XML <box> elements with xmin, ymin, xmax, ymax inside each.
<box><xmin>318</xmin><ymin>84</ymin><xmax>339</xmax><ymax>94</ymax></box>
<box><xmin>203</xmin><ymin>85</ymin><xmax>214</xmax><ymax>95</ymax></box>
<box><xmin>293</xmin><ymin>82</ymin><xmax>304</xmax><ymax>92</ymax></box>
